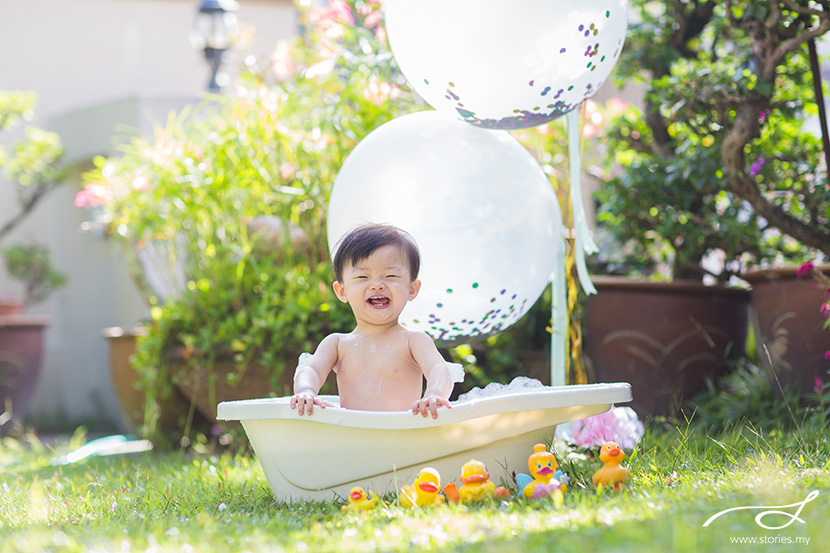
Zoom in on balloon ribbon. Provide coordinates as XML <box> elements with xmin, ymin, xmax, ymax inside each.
<box><xmin>566</xmin><ymin>108</ymin><xmax>597</xmax><ymax>295</ymax></box>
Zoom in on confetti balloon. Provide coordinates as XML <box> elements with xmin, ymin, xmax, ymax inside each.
<box><xmin>384</xmin><ymin>0</ymin><xmax>629</xmax><ymax>130</ymax></box>
<box><xmin>327</xmin><ymin>111</ymin><xmax>562</xmax><ymax>345</ymax></box>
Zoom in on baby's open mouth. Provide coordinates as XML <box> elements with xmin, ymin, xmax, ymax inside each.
<box><xmin>367</xmin><ymin>296</ymin><xmax>390</xmax><ymax>307</ymax></box>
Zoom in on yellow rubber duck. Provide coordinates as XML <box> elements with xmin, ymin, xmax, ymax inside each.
<box><xmin>399</xmin><ymin>467</ymin><xmax>445</xmax><ymax>508</ymax></box>
<box><xmin>455</xmin><ymin>459</ymin><xmax>509</xmax><ymax>503</ymax></box>
<box><xmin>516</xmin><ymin>443</ymin><xmax>566</xmax><ymax>499</ymax></box>
<box><xmin>341</xmin><ymin>487</ymin><xmax>379</xmax><ymax>512</ymax></box>
<box><xmin>592</xmin><ymin>441</ymin><xmax>632</xmax><ymax>491</ymax></box>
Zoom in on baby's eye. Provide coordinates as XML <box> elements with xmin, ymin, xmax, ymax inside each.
<box><xmin>386</xmin><ymin>274</ymin><xmax>401</xmax><ymax>279</ymax></box>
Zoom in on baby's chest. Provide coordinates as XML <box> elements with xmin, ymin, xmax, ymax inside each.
<box><xmin>336</xmin><ymin>342</ymin><xmax>419</xmax><ymax>376</ymax></box>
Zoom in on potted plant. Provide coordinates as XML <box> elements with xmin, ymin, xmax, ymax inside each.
<box><xmin>0</xmin><ymin>90</ymin><xmax>68</xmax><ymax>423</ymax></box>
<box><xmin>742</xmin><ymin>262</ymin><xmax>830</xmax><ymax>399</ymax></box>
<box><xmin>584</xmin><ymin>0</ymin><xmax>830</xmax><ymax>416</ymax></box>
<box><xmin>77</xmin><ymin>0</ymin><xmax>424</xmax><ymax>443</ymax></box>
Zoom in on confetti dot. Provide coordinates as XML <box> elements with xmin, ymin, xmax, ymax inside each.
<box><xmin>472</xmin><ymin>283</ymin><xmax>479</xmax><ymax>289</ymax></box>
<box><xmin>446</xmin><ymin>288</ymin><xmax>453</xmax><ymax>293</ymax></box>
<box><xmin>560</xmin><ymin>48</ymin><xmax>566</xmax><ymax>54</ymax></box>
<box><xmin>529</xmin><ymin>80</ymin><xmax>535</xmax><ymax>86</ymax></box>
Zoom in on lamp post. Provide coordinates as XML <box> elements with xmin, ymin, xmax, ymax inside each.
<box><xmin>190</xmin><ymin>0</ymin><xmax>239</xmax><ymax>92</ymax></box>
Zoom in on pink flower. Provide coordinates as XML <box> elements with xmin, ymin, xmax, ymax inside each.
<box><xmin>749</xmin><ymin>157</ymin><xmax>765</xmax><ymax>177</ymax></box>
<box><xmin>797</xmin><ymin>262</ymin><xmax>815</xmax><ymax>277</ymax></box>
<box><xmin>814</xmin><ymin>376</ymin><xmax>825</xmax><ymax>396</ymax></box>
<box><xmin>74</xmin><ymin>182</ymin><xmax>113</xmax><ymax>208</ymax></box>
<box><xmin>363</xmin><ymin>10</ymin><xmax>382</xmax><ymax>29</ymax></box>
<box><xmin>607</xmin><ymin>97</ymin><xmax>628</xmax><ymax>116</ymax></box>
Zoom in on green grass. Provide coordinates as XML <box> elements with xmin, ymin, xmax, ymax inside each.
<box><xmin>1</xmin><ymin>413</ymin><xmax>829</xmax><ymax>553</ymax></box>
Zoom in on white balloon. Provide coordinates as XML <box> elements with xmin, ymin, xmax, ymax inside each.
<box><xmin>327</xmin><ymin>111</ymin><xmax>562</xmax><ymax>345</ymax></box>
<box><xmin>385</xmin><ymin>0</ymin><xmax>629</xmax><ymax>130</ymax></box>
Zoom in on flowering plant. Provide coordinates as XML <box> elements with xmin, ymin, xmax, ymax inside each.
<box><xmin>797</xmin><ymin>262</ymin><xmax>830</xmax><ymax>362</ymax></box>
<box><xmin>594</xmin><ymin>0</ymin><xmax>830</xmax><ymax>283</ymax></box>
<box><xmin>75</xmin><ymin>0</ymin><xmax>422</xmax><ymax>441</ymax></box>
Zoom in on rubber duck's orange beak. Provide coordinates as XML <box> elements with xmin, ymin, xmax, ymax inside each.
<box><xmin>461</xmin><ymin>473</ymin><xmax>489</xmax><ymax>484</ymax></box>
<box><xmin>609</xmin><ymin>448</ymin><xmax>621</xmax><ymax>457</ymax></box>
<box><xmin>350</xmin><ymin>490</ymin><xmax>364</xmax><ymax>501</ymax></box>
<box><xmin>418</xmin><ymin>481</ymin><xmax>440</xmax><ymax>494</ymax></box>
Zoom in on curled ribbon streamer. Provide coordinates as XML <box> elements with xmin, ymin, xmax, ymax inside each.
<box><xmin>567</xmin><ymin>109</ymin><xmax>597</xmax><ymax>295</ymax></box>
<box><xmin>550</xmin><ymin>249</ymin><xmax>568</xmax><ymax>387</ymax></box>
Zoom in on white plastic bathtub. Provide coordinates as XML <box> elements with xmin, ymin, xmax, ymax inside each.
<box><xmin>217</xmin><ymin>382</ymin><xmax>632</xmax><ymax>502</ymax></box>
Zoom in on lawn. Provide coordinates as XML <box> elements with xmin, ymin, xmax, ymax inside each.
<box><xmin>1</xmin><ymin>408</ymin><xmax>829</xmax><ymax>553</ymax></box>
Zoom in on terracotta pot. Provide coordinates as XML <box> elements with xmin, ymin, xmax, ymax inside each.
<box><xmin>743</xmin><ymin>266</ymin><xmax>830</xmax><ymax>399</ymax></box>
<box><xmin>0</xmin><ymin>315</ymin><xmax>50</xmax><ymax>419</ymax></box>
<box><xmin>0</xmin><ymin>299</ymin><xmax>24</xmax><ymax>317</ymax></box>
<box><xmin>583</xmin><ymin>277</ymin><xmax>750</xmax><ymax>417</ymax></box>
<box><xmin>102</xmin><ymin>326</ymin><xmax>192</xmax><ymax>434</ymax></box>
<box><xmin>171</xmin><ymin>350</ymin><xmax>307</xmax><ymax>423</ymax></box>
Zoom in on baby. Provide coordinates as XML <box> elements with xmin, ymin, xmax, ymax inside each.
<box><xmin>290</xmin><ymin>224</ymin><xmax>457</xmax><ymax>418</ymax></box>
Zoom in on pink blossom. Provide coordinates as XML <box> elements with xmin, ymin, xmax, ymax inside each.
<box><xmin>373</xmin><ymin>23</ymin><xmax>386</xmax><ymax>44</ymax></box>
<box><xmin>363</xmin><ymin>10</ymin><xmax>382</xmax><ymax>29</ymax></box>
<box><xmin>607</xmin><ymin>97</ymin><xmax>628</xmax><ymax>116</ymax></box>
<box><xmin>814</xmin><ymin>376</ymin><xmax>825</xmax><ymax>396</ymax></box>
<box><xmin>327</xmin><ymin>0</ymin><xmax>354</xmax><ymax>25</ymax></box>
<box><xmin>74</xmin><ymin>183</ymin><xmax>112</xmax><ymax>208</ymax></box>
<box><xmin>797</xmin><ymin>262</ymin><xmax>815</xmax><ymax>277</ymax></box>
<box><xmin>556</xmin><ymin>406</ymin><xmax>644</xmax><ymax>450</ymax></box>
<box><xmin>749</xmin><ymin>157</ymin><xmax>765</xmax><ymax>177</ymax></box>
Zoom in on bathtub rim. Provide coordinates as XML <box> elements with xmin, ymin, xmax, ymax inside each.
<box><xmin>217</xmin><ymin>382</ymin><xmax>633</xmax><ymax>430</ymax></box>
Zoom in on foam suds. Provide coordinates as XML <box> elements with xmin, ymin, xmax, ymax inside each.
<box><xmin>456</xmin><ymin>376</ymin><xmax>545</xmax><ymax>403</ymax></box>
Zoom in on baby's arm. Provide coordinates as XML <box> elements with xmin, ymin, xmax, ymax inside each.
<box><xmin>289</xmin><ymin>334</ymin><xmax>339</xmax><ymax>415</ymax></box>
<box><xmin>409</xmin><ymin>331</ymin><xmax>453</xmax><ymax>419</ymax></box>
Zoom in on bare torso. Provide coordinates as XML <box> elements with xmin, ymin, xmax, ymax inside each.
<box><xmin>333</xmin><ymin>327</ymin><xmax>424</xmax><ymax>411</ymax></box>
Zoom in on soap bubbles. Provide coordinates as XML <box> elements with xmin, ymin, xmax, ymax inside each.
<box><xmin>384</xmin><ymin>0</ymin><xmax>629</xmax><ymax>130</ymax></box>
<box><xmin>327</xmin><ymin>110</ymin><xmax>562</xmax><ymax>346</ymax></box>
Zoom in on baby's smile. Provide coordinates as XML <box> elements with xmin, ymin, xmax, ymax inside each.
<box><xmin>367</xmin><ymin>295</ymin><xmax>391</xmax><ymax>308</ymax></box>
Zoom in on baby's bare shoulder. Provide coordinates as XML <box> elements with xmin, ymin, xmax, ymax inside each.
<box><xmin>406</xmin><ymin>329</ymin><xmax>437</xmax><ymax>349</ymax></box>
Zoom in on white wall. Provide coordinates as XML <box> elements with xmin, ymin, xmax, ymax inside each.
<box><xmin>0</xmin><ymin>0</ymin><xmax>298</xmax><ymax>430</ymax></box>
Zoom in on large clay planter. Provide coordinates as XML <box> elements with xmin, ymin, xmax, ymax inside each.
<box><xmin>0</xmin><ymin>315</ymin><xmax>50</xmax><ymax>419</ymax></box>
<box><xmin>172</xmin><ymin>350</ymin><xmax>312</xmax><ymax>423</ymax></box>
<box><xmin>103</xmin><ymin>326</ymin><xmax>192</xmax><ymax>434</ymax></box>
<box><xmin>743</xmin><ymin>266</ymin><xmax>830</xmax><ymax>399</ymax></box>
<box><xmin>583</xmin><ymin>277</ymin><xmax>750</xmax><ymax>417</ymax></box>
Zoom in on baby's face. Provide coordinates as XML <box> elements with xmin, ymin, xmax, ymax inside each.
<box><xmin>333</xmin><ymin>245</ymin><xmax>421</xmax><ymax>328</ymax></box>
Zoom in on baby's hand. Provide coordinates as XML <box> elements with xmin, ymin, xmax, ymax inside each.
<box><xmin>411</xmin><ymin>394</ymin><xmax>452</xmax><ymax>419</ymax></box>
<box><xmin>290</xmin><ymin>392</ymin><xmax>333</xmax><ymax>415</ymax></box>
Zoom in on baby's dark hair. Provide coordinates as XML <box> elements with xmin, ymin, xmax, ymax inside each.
<box><xmin>332</xmin><ymin>224</ymin><xmax>420</xmax><ymax>283</ymax></box>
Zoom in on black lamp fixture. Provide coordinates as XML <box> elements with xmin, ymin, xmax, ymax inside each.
<box><xmin>190</xmin><ymin>0</ymin><xmax>239</xmax><ymax>92</ymax></box>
